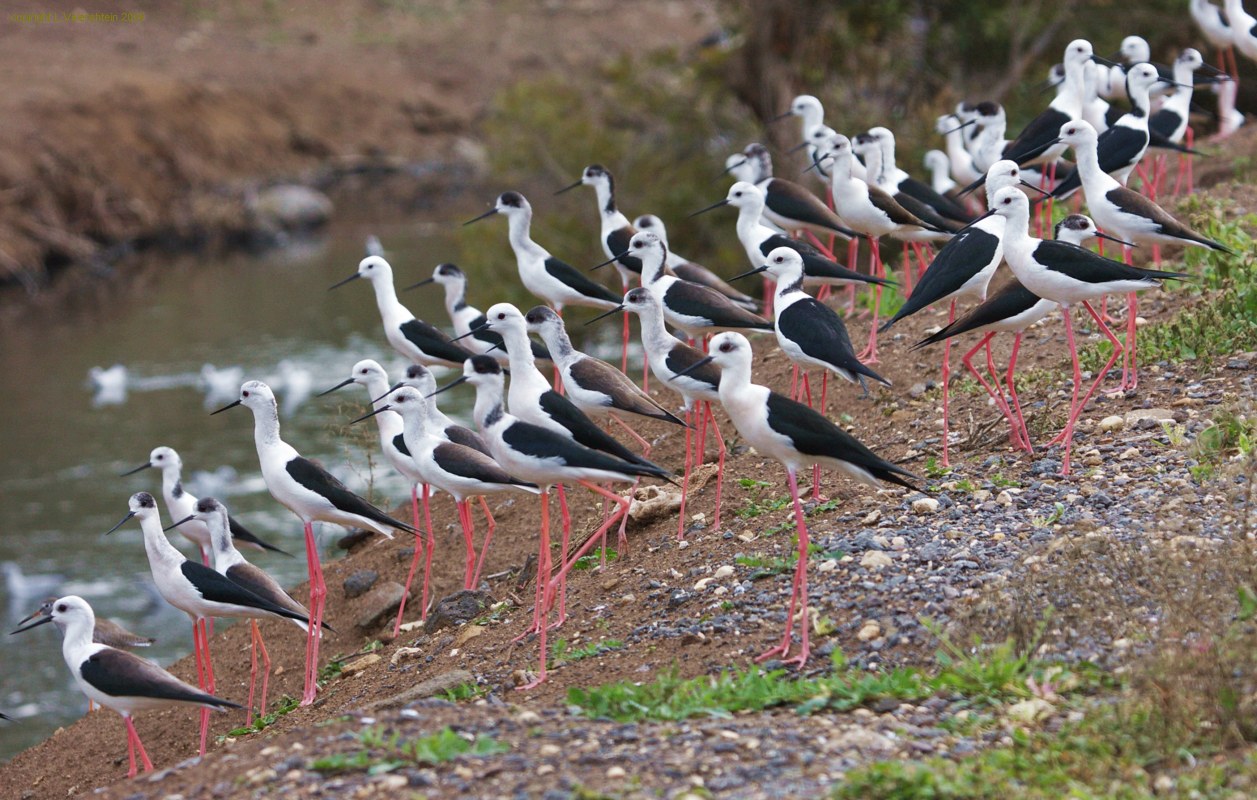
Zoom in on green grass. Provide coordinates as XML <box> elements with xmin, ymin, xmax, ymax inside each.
<box><xmin>572</xmin><ymin>549</ymin><xmax>618</xmax><ymax>570</ymax></box>
<box><xmin>568</xmin><ymin>642</ymin><xmax>1098</xmax><ymax>724</ymax></box>
<box><xmin>551</xmin><ymin>638</ymin><xmax>625</xmax><ymax>664</ymax></box>
<box><xmin>310</xmin><ymin>725</ymin><xmax>509</xmax><ymax>775</ymax></box>
<box><xmin>441</xmin><ymin>682</ymin><xmax>487</xmax><ymax>703</ymax></box>
<box><xmin>222</xmin><ymin>695</ymin><xmax>300</xmax><ymax>738</ymax></box>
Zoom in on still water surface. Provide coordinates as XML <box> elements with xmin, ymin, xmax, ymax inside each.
<box><xmin>0</xmin><ymin>220</ymin><xmax>628</xmax><ymax>759</ymax></box>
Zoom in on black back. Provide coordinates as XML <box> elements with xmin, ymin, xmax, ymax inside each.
<box><xmin>896</xmin><ymin>176</ymin><xmax>973</xmax><ymax>224</ymax></box>
<box><xmin>537</xmin><ymin>391</ymin><xmax>655</xmax><ymax>467</ymax></box>
<box><xmin>664</xmin><ymin>344</ymin><xmax>720</xmax><ymax>391</ymax></box>
<box><xmin>914</xmin><ymin>280</ymin><xmax>1045</xmax><ymax>347</ymax></box>
<box><xmin>501</xmin><ymin>419</ymin><xmax>668</xmax><ymax>479</ymax></box>
<box><xmin>285</xmin><ymin>457</ymin><xmax>413</xmax><ymax>533</ymax></box>
<box><xmin>543</xmin><ymin>257</ymin><xmax>621</xmax><ymax>304</ymax></box>
<box><xmin>779</xmin><ymin>298</ymin><xmax>889</xmax><ymax>386</ymax></box>
<box><xmin>80</xmin><ymin>648</ymin><xmax>240</xmax><ymax>707</ymax></box>
<box><xmin>883</xmin><ymin>225</ymin><xmax>1001</xmax><ymax>329</ymax></box>
<box><xmin>607</xmin><ymin>227</ymin><xmax>642</xmax><ymax>274</ymax></box>
<box><xmin>180</xmin><ymin>561</ymin><xmax>310</xmax><ymax>623</ymax></box>
<box><xmin>399</xmin><ymin>319</ymin><xmax>474</xmax><ymax>364</ymax></box>
<box><xmin>759</xmin><ymin>234</ymin><xmax>891</xmax><ymax>287</ymax></box>
<box><xmin>227</xmin><ymin>515</ymin><xmax>290</xmax><ymax>556</ymax></box>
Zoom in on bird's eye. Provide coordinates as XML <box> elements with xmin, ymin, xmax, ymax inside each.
<box><xmin>56</xmin><ymin>604</ymin><xmax>67</xmax><ymax>613</ymax></box>
<box><xmin>155</xmin><ymin>454</ymin><xmax>163</xmax><ymax>460</ymax></box>
<box><xmin>633</xmin><ymin>241</ymin><xmax>642</xmax><ymax>248</ymax></box>
<box><xmin>497</xmin><ymin>312</ymin><xmax>505</xmax><ymax>320</ymax></box>
<box><xmin>775</xmin><ymin>256</ymin><xmax>784</xmax><ymax>263</ymax></box>
<box><xmin>242</xmin><ymin>390</ymin><xmax>250</xmax><ymax>398</ymax></box>
<box><xmin>719</xmin><ymin>342</ymin><xmax>733</xmax><ymax>353</ymax></box>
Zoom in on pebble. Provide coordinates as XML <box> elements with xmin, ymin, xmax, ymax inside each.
<box><xmin>340</xmin><ymin>653</ymin><xmax>381</xmax><ymax>676</ymax></box>
<box><xmin>911</xmin><ymin>498</ymin><xmax>940</xmax><ymax>515</ymax></box>
<box><xmin>859</xmin><ymin>551</ymin><xmax>893</xmax><ymax>570</ymax></box>
<box><xmin>342</xmin><ymin>569</ymin><xmax>379</xmax><ymax>599</ymax></box>
<box><xmin>1098</xmin><ymin>415</ymin><xmax>1124</xmax><ymax>433</ymax></box>
<box><xmin>353</xmin><ymin>581</ymin><xmax>407</xmax><ymax>630</ymax></box>
<box><xmin>857</xmin><ymin>621</ymin><xmax>881</xmax><ymax>641</ymax></box>
<box><xmin>607</xmin><ymin>766</ymin><xmax>626</xmax><ymax>778</ymax></box>
<box><xmin>424</xmin><ymin>590</ymin><xmax>495</xmax><ymax>633</ymax></box>
<box><xmin>714</xmin><ymin>565</ymin><xmax>736</xmax><ymax>579</ymax></box>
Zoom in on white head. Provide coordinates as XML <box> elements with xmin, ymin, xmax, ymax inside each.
<box><xmin>104</xmin><ymin>491</ymin><xmax>161</xmax><ymax>536</ymax></box>
<box><xmin>625</xmin><ymin>231</ymin><xmax>667</xmax><ymax>277</ymax></box>
<box><xmin>1063</xmin><ymin>39</ymin><xmax>1094</xmax><ymax>69</ymax></box>
<box><xmin>703</xmin><ymin>332</ymin><xmax>754</xmax><ymax>383</ymax></box>
<box><xmin>924</xmin><ymin>150</ymin><xmax>950</xmax><ymax>174</ymax></box>
<box><xmin>987</xmin><ymin>186</ymin><xmax>1031</xmax><ymax>225</ymax></box>
<box><xmin>127</xmin><ymin>445</ymin><xmax>182</xmax><ymax>475</ymax></box>
<box><xmin>464</xmin><ymin>191</ymin><xmax>531</xmax><ymax>226</ymax></box>
<box><xmin>480</xmin><ymin>303</ymin><xmax>527</xmax><ymax>335</ymax></box>
<box><xmin>578</xmin><ymin>163</ymin><xmax>612</xmax><ymax>188</ymax></box>
<box><xmin>378</xmin><ymin>386</ymin><xmax>429</xmax><ymax>423</ymax></box>
<box><xmin>620</xmin><ymin>286</ymin><xmax>663</xmax><ymax>320</ymax></box>
<box><xmin>807</xmin><ymin>124</ymin><xmax>838</xmax><ymax>151</ymax></box>
<box><xmin>400</xmin><ymin>363</ymin><xmax>438</xmax><ymax>396</ymax></box>
<box><xmin>788</xmin><ymin>94</ymin><xmax>823</xmax><ymax>121</ymax></box>
<box><xmin>632</xmin><ymin>214</ymin><xmax>669</xmax><ymax>246</ymax></box>
<box><xmin>1120</xmin><ymin>35</ymin><xmax>1150</xmax><ymax>64</ymax></box>
<box><xmin>867</xmin><ymin>126</ymin><xmax>895</xmax><ymax>146</ymax></box>
<box><xmin>935</xmin><ymin>114</ymin><xmax>961</xmax><ymax>136</ymax></box>
<box><xmin>984</xmin><ymin>160</ymin><xmax>1024</xmax><ymax>199</ymax></box>
<box><xmin>1057</xmin><ymin>119</ymin><xmax>1100</xmax><ymax>149</ymax></box>
<box><xmin>1125</xmin><ymin>62</ymin><xmax>1162</xmax><ymax>98</ymax></box>
<box><xmin>462</xmin><ymin>355</ymin><xmax>506</xmax><ymax>394</ymax></box>
<box><xmin>1176</xmin><ymin>48</ymin><xmax>1205</xmax><ymax>71</ymax></box>
<box><xmin>723</xmin><ymin>181</ymin><xmax>766</xmax><ymax>211</ymax></box>
<box><xmin>354</xmin><ymin>256</ymin><xmax>392</xmax><ymax>283</ymax></box>
<box><xmin>524</xmin><ymin>305</ymin><xmax>566</xmax><ymax>340</ymax></box>
<box><xmin>430</xmin><ymin>263</ymin><xmax>466</xmax><ymax>290</ymax></box>
<box><xmin>1055</xmin><ymin>214</ymin><xmax>1100</xmax><ymax>244</ymax></box>
<box><xmin>759</xmin><ymin>247</ymin><xmax>806</xmax><ymax>282</ymax></box>
<box><xmin>351</xmin><ymin>359</ymin><xmax>390</xmax><ymax>387</ymax></box>
<box><xmin>235</xmin><ymin>380</ymin><xmax>277</xmax><ymax>413</ymax></box>
<box><xmin>12</xmin><ymin>595</ymin><xmax>95</xmax><ymax>639</ymax></box>
<box><xmin>189</xmin><ymin>497</ymin><xmax>231</xmax><ymax>549</ymax></box>
<box><xmin>724</xmin><ymin>152</ymin><xmax>757</xmax><ymax>183</ymax></box>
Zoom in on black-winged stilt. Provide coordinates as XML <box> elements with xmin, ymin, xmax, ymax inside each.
<box><xmin>671</xmin><ymin>333</ymin><xmax>916</xmax><ymax>667</ymax></box>
<box><xmin>631</xmin><ymin>214</ymin><xmax>759</xmax><ymax>310</ymax></box>
<box><xmin>11</xmin><ymin>595</ymin><xmax>240</xmax><ymax>778</ymax></box>
<box><xmin>17</xmin><ymin>598</ymin><xmax>155</xmax><ymax>650</ymax></box>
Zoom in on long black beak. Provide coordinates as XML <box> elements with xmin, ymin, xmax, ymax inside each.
<box><xmin>1096</xmin><ymin>231</ymin><xmax>1138</xmax><ymax>248</ymax></box>
<box><xmin>210</xmin><ymin>399</ymin><xmax>242</xmax><ymax>415</ymax></box>
<box><xmin>317</xmin><ymin>378</ymin><xmax>355</xmax><ymax>397</ymax></box>
<box><xmin>450</xmin><ymin>325</ymin><xmax>485</xmax><ymax>342</ymax></box>
<box><xmin>1094</xmin><ymin>54</ymin><xmax>1119</xmax><ymax>67</ymax></box>
<box><xmin>1039</xmin><ymin>78</ymin><xmax>1063</xmax><ymax>94</ymax></box>
<box><xmin>119</xmin><ymin>462</ymin><xmax>153</xmax><ymax>477</ymax></box>
<box><xmin>371</xmin><ymin>381</ymin><xmax>404</xmax><ymax>405</ymax></box>
<box><xmin>670</xmin><ymin>355</ymin><xmax>716</xmax><ymax>380</ymax></box>
<box><xmin>770</xmin><ymin>110</ymin><xmax>793</xmax><ymax>122</ymax></box>
<box><xmin>427</xmin><ymin>375</ymin><xmax>468</xmax><ymax>398</ymax></box>
<box><xmin>163</xmin><ymin>514</ymin><xmax>195</xmax><ymax>532</ymax></box>
<box><xmin>689</xmin><ymin>199</ymin><xmax>730</xmax><ymax>218</ymax></box>
<box><xmin>463</xmin><ymin>207</ymin><xmax>499</xmax><ymax>226</ymax></box>
<box><xmin>802</xmin><ymin>154</ymin><xmax>830</xmax><ymax>174</ymax></box>
<box><xmin>555</xmin><ymin>180</ymin><xmax>583</xmax><ymax>195</ymax></box>
<box><xmin>10</xmin><ymin>615</ymin><xmax>53</xmax><ymax>636</ymax></box>
<box><xmin>943</xmin><ymin>119</ymin><xmax>976</xmax><ymax>136</ymax></box>
<box><xmin>104</xmin><ymin>511</ymin><xmax>136</xmax><ymax>536</ymax></box>
<box><xmin>1158</xmin><ymin>76</ymin><xmax>1195</xmax><ymax>89</ymax></box>
<box><xmin>404</xmin><ymin>277</ymin><xmax>436</xmax><ymax>291</ymax></box>
<box><xmin>731</xmin><ymin>265</ymin><xmax>769</xmax><ymax>281</ymax></box>
<box><xmin>713</xmin><ymin>158</ymin><xmax>748</xmax><ymax>183</ymax></box>
<box><xmin>16</xmin><ymin>607</ymin><xmax>46</xmax><ymax>627</ymax></box>
<box><xmin>1020</xmin><ymin>179</ymin><xmax>1053</xmax><ymax>198</ymax></box>
<box><xmin>785</xmin><ymin>140</ymin><xmax>810</xmax><ymax>155</ymax></box>
<box><xmin>350</xmin><ymin>405</ymin><xmax>390</xmax><ymax>425</ymax></box>
<box><xmin>328</xmin><ymin>273</ymin><xmax>362</xmax><ymax>291</ymax></box>
<box><xmin>1043</xmin><ymin>136</ymin><xmax>1063</xmax><ymax>149</ymax></box>
<box><xmin>590</xmin><ymin>252</ymin><xmax>627</xmax><ymax>271</ymax></box>
<box><xmin>585</xmin><ymin>304</ymin><xmax>626</xmax><ymax>325</ymax></box>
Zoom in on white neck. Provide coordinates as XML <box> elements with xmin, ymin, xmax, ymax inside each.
<box><xmin>368</xmin><ymin>273</ymin><xmax>409</xmax><ymax>325</ymax></box>
<box><xmin>208</xmin><ymin>514</ymin><xmax>244</xmax><ymax>571</ymax></box>
<box><xmin>249</xmin><ymin>401</ymin><xmax>282</xmax><ymax>449</ymax></box>
<box><xmin>1072</xmin><ymin>136</ymin><xmax>1116</xmax><ymax>194</ymax></box>
<box><xmin>60</xmin><ymin>613</ymin><xmax>96</xmax><ymax>666</ymax></box>
<box><xmin>506</xmin><ymin>210</ymin><xmax>548</xmax><ymax>261</ymax></box>
<box><xmin>137</xmin><ymin>512</ymin><xmax>187</xmax><ymax>572</ymax></box>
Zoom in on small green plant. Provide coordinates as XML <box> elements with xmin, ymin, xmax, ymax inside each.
<box><xmin>442</xmin><ymin>682</ymin><xmax>487</xmax><ymax>703</ymax></box>
<box><xmin>735</xmin><ymin>552</ymin><xmax>796</xmax><ymax>578</ymax></box>
<box><xmin>572</xmin><ymin>549</ymin><xmax>618</xmax><ymax>570</ymax></box>
<box><xmin>1030</xmin><ymin>502</ymin><xmax>1065</xmax><ymax>529</ymax></box>
<box><xmin>923</xmin><ymin>456</ymin><xmax>951</xmax><ymax>479</ymax></box>
<box><xmin>989</xmin><ymin>473</ymin><xmax>1020</xmax><ymax>489</ymax></box>
<box><xmin>551</xmin><ymin>638</ymin><xmax>625</xmax><ymax>664</ymax></box>
<box><xmin>311</xmin><ymin>726</ymin><xmax>509</xmax><ymax>775</ymax></box>
<box><xmin>223</xmin><ymin>695</ymin><xmax>301</xmax><ymax>738</ymax></box>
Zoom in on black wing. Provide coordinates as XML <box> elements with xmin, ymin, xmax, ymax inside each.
<box><xmin>913</xmin><ymin>280</ymin><xmax>1045</xmax><ymax>347</ymax></box>
<box><xmin>1033</xmin><ymin>239</ymin><xmax>1193</xmax><ymax>283</ymax></box>
<box><xmin>432</xmin><ymin>441</ymin><xmax>537</xmax><ymax>488</ymax></box>
<box><xmin>444</xmin><ymin>424</ymin><xmax>491</xmax><ymax>456</ymax></box>
<box><xmin>1105</xmin><ymin>188</ymin><xmax>1231</xmax><ymax>252</ymax></box>
<box><xmin>662</xmin><ymin>282</ymin><xmax>772</xmax><ymax>330</ymax></box>
<box><xmin>763</xmin><ymin>393</ymin><xmax>917</xmax><ymax>489</ymax></box>
<box><xmin>765</xmin><ymin>179</ymin><xmax>856</xmax><ymax>236</ymax></box>
<box><xmin>896</xmin><ymin>176</ymin><xmax>973</xmax><ymax>224</ymax></box>
<box><xmin>469</xmin><ymin>313</ymin><xmax>551</xmax><ymax>363</ymax></box>
<box><xmin>227</xmin><ymin>515</ymin><xmax>291</xmax><ymax>557</ymax></box>
<box><xmin>501</xmin><ymin>420</ymin><xmax>669</xmax><ymax>480</ymax></box>
<box><xmin>1051</xmin><ymin>125</ymin><xmax>1148</xmax><ymax>198</ymax></box>
<box><xmin>399</xmin><ymin>319</ymin><xmax>474</xmax><ymax>365</ymax></box>
<box><xmin>392</xmin><ymin>432</ymin><xmax>411</xmax><ymax>457</ymax></box>
<box><xmin>760</xmin><ymin>235</ymin><xmax>893</xmax><ymax>287</ymax></box>
<box><xmin>1004</xmin><ymin>107</ymin><xmax>1070</xmax><ymax>165</ymax></box>
<box><xmin>664</xmin><ymin>342</ymin><xmax>720</xmax><ymax>392</ymax></box>
<box><xmin>80</xmin><ymin>648</ymin><xmax>241</xmax><ymax>708</ymax></box>
<box><xmin>286</xmin><ymin>457</ymin><xmax>415</xmax><ymax>533</ymax></box>
<box><xmin>544</xmin><ymin>257</ymin><xmax>621</xmax><ymax>304</ymax></box>
<box><xmin>779</xmin><ymin>299</ymin><xmax>890</xmax><ymax>386</ymax></box>
<box><xmin>606</xmin><ymin>227</ymin><xmax>642</xmax><ymax>274</ymax></box>
<box><xmin>893</xmin><ymin>191</ymin><xmax>963</xmax><ymax>232</ymax></box>
<box><xmin>224</xmin><ymin>562</ymin><xmax>328</xmax><ymax>630</ymax></box>
<box><xmin>882</xmin><ymin>225</ymin><xmax>1001</xmax><ymax>329</ymax></box>
<box><xmin>537</xmin><ymin>390</ymin><xmax>656</xmax><ymax>467</ymax></box>
<box><xmin>180</xmin><ymin>561</ymin><xmax>311</xmax><ymax>623</ymax></box>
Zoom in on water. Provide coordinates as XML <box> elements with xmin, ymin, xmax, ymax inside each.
<box><xmin>0</xmin><ymin>219</ymin><xmax>628</xmax><ymax>760</ymax></box>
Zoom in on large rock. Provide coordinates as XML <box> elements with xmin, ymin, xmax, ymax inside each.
<box><xmin>354</xmin><ymin>581</ymin><xmax>407</xmax><ymax>630</ymax></box>
<box><xmin>343</xmin><ymin>569</ymin><xmax>379</xmax><ymax>599</ymax></box>
<box><xmin>362</xmin><ymin>669</ymin><xmax>475</xmax><ymax>711</ymax></box>
<box><xmin>424</xmin><ymin>590</ymin><xmax>495</xmax><ymax>633</ymax></box>
<box><xmin>247</xmin><ymin>184</ymin><xmax>333</xmax><ymax>231</ymax></box>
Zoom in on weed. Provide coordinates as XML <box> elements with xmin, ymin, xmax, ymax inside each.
<box><xmin>441</xmin><ymin>682</ymin><xmax>487</xmax><ymax>703</ymax></box>
<box><xmin>551</xmin><ymin>638</ymin><xmax>626</xmax><ymax>664</ymax></box>
<box><xmin>573</xmin><ymin>549</ymin><xmax>618</xmax><ymax>570</ymax></box>
<box><xmin>923</xmin><ymin>456</ymin><xmax>951</xmax><ymax>479</ymax></box>
<box><xmin>1030</xmin><ymin>502</ymin><xmax>1064</xmax><ymax>528</ymax></box>
<box><xmin>989</xmin><ymin>473</ymin><xmax>1020</xmax><ymax>489</ymax></box>
<box><xmin>223</xmin><ymin>695</ymin><xmax>300</xmax><ymax>738</ymax></box>
<box><xmin>311</xmin><ymin>725</ymin><xmax>509</xmax><ymax>775</ymax></box>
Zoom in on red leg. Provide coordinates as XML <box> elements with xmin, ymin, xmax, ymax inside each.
<box><xmin>554</xmin><ymin>485</ymin><xmax>571</xmax><ymax>625</ymax></box>
<box><xmin>518</xmin><ymin>488</ymin><xmax>551</xmax><ymax>690</ymax></box>
<box><xmin>610</xmin><ymin>413</ymin><xmax>651</xmax><ymax>458</ymax></box>
<box><xmin>790</xmin><ymin>363</ymin><xmax>800</xmax><ymax>400</ymax></box>
<box><xmin>755</xmin><ymin>467</ymin><xmax>811</xmax><ymax>667</ymax></box>
<box><xmin>677</xmin><ymin>406</ymin><xmax>693</xmax><ymax>540</ymax></box>
<box><xmin>125</xmin><ymin>715</ymin><xmax>137</xmax><ymax>778</ymax></box>
<box><xmin>1006</xmin><ymin>333</ymin><xmax>1033</xmax><ymax>454</ymax></box>
<box><xmin>472</xmin><ymin>497</ymin><xmax>495</xmax><ymax>588</ymax></box>
<box><xmin>1185</xmin><ymin>126</ymin><xmax>1195</xmax><ymax>194</ymax></box>
<box><xmin>393</xmin><ymin>484</ymin><xmax>430</xmax><ymax>636</ymax></box>
<box><xmin>257</xmin><ymin>620</ymin><xmax>271</xmax><ymax>723</ymax></box>
<box><xmin>845</xmin><ymin>238</ymin><xmax>860</xmax><ymax>317</ymax></box>
<box><xmin>1057</xmin><ymin>302</ymin><xmax>1124</xmax><ymax>475</ymax></box>
<box><xmin>800</xmin><ymin>372</ymin><xmax>813</xmax><ymax>408</ymax></box>
<box><xmin>695</xmin><ymin>393</ymin><xmax>709</xmax><ymax>465</ymax></box>
<box><xmin>548</xmin><ymin>481</ymin><xmax>631</xmax><ymax>593</ymax></box>
<box><xmin>941</xmin><ymin>300</ymin><xmax>956</xmax><ymax>467</ymax></box>
<box><xmin>900</xmin><ymin>241</ymin><xmax>915</xmax><ymax>297</ymax></box>
<box><xmin>246</xmin><ymin>619</ymin><xmax>258</xmax><ymax>727</ymax></box>
<box><xmin>857</xmin><ymin>239</ymin><xmax>883</xmax><ymax>363</ymax></box>
<box><xmin>125</xmin><ymin>716</ymin><xmax>153</xmax><ymax>777</ymax></box>
<box><xmin>985</xmin><ymin>334</ymin><xmax>1029</xmax><ymax>452</ymax></box>
<box><xmin>458</xmin><ymin>500</ymin><xmax>476</xmax><ymax>590</ymax></box>
<box><xmin>621</xmin><ymin>308</ymin><xmax>630</xmax><ymax>374</ymax></box>
<box><xmin>708</xmin><ymin>401</ymin><xmax>726</xmax><ymax>530</ymax></box>
<box><xmin>812</xmin><ymin>373</ymin><xmax>827</xmax><ymax>502</ymax></box>
<box><xmin>197</xmin><ymin>618</ymin><xmax>214</xmax><ymax>756</ymax></box>
<box><xmin>962</xmin><ymin>333</ymin><xmax>1022</xmax><ymax>450</ymax></box>
<box><xmin>301</xmin><ymin>521</ymin><xmax>325</xmax><ymax>707</ymax></box>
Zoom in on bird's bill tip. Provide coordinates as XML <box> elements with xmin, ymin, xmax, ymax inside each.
<box><xmin>119</xmin><ymin>462</ymin><xmax>152</xmax><ymax>476</ymax></box>
<box><xmin>104</xmin><ymin>511</ymin><xmax>137</xmax><ymax>536</ymax></box>
<box><xmin>554</xmin><ymin>180</ymin><xmax>583</xmax><ymax>195</ymax></box>
<box><xmin>1018</xmin><ymin>179</ymin><xmax>1053</xmax><ymax>198</ymax></box>
<box><xmin>670</xmin><ymin>355</ymin><xmax>715</xmax><ymax>380</ymax></box>
<box><xmin>585</xmin><ymin>304</ymin><xmax>626</xmax><ymax>325</ymax></box>
<box><xmin>316</xmin><ymin>378</ymin><xmax>355</xmax><ymax>397</ymax></box>
<box><xmin>462</xmin><ymin>207</ymin><xmax>498</xmax><ymax>226</ymax></box>
<box><xmin>769</xmin><ymin>109</ymin><xmax>794</xmax><ymax>122</ymax></box>
<box><xmin>449</xmin><ymin>327</ymin><xmax>482</xmax><ymax>342</ymax></box>
<box><xmin>9</xmin><ymin>615</ymin><xmax>53</xmax><ymax>636</ymax></box>
<box><xmin>731</xmin><ymin>266</ymin><xmax>768</xmax><ymax>281</ymax></box>
<box><xmin>589</xmin><ymin>253</ymin><xmax>623</xmax><ymax>271</ymax></box>
<box><xmin>785</xmin><ymin>140</ymin><xmax>809</xmax><ymax>154</ymax></box>
<box><xmin>688</xmin><ymin>199</ymin><xmax>730</xmax><ymax>218</ymax></box>
<box><xmin>1096</xmin><ymin>231</ymin><xmax>1137</xmax><ymax>248</ymax></box>
<box><xmin>403</xmin><ymin>277</ymin><xmax>436</xmax><ymax>291</ymax></box>
<box><xmin>162</xmin><ymin>514</ymin><xmax>196</xmax><ymax>532</ymax></box>
<box><xmin>210</xmin><ymin>399</ymin><xmax>242</xmax><ymax>415</ymax></box>
<box><xmin>349</xmin><ymin>406</ymin><xmax>388</xmax><ymax>425</ymax></box>
<box><xmin>428</xmin><ymin>375</ymin><xmax>468</xmax><ymax>397</ymax></box>
<box><xmin>327</xmin><ymin>272</ymin><xmax>362</xmax><ymax>291</ymax></box>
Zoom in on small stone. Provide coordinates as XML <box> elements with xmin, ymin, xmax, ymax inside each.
<box><xmin>517</xmin><ymin>710</ymin><xmax>541</xmax><ymax>723</ymax></box>
<box><xmin>354</xmin><ymin>582</ymin><xmax>407</xmax><ymax>630</ymax></box>
<box><xmin>714</xmin><ymin>565</ymin><xmax>736</xmax><ymax>579</ymax></box>
<box><xmin>342</xmin><ymin>569</ymin><xmax>379</xmax><ymax>599</ymax></box>
<box><xmin>378</xmin><ymin>775</ymin><xmax>408</xmax><ymax>791</ymax></box>
<box><xmin>453</xmin><ymin>624</ymin><xmax>485</xmax><ymax>647</ymax></box>
<box><xmin>694</xmin><ymin>578</ymin><xmax>713</xmax><ymax>591</ymax></box>
<box><xmin>1124</xmin><ymin>408</ymin><xmax>1175</xmax><ymax>425</ymax></box>
<box><xmin>539</xmin><ymin>743</ymin><xmax>561</xmax><ymax>756</ymax></box>
<box><xmin>1007</xmin><ymin>697</ymin><xmax>1054</xmax><ymax>723</ymax></box>
<box><xmin>909</xmin><ymin>382</ymin><xmax>927</xmax><ymax>398</ymax></box>
<box><xmin>862</xmin><ymin>509</ymin><xmax>882</xmax><ymax>525</ymax></box>
<box><xmin>911</xmin><ymin>498</ymin><xmax>940</xmax><ymax>515</ymax></box>
<box><xmin>857</xmin><ymin>621</ymin><xmax>882</xmax><ymax>641</ymax></box>
<box><xmin>996</xmin><ymin>491</ymin><xmax>1013</xmax><ymax>507</ymax></box>
<box><xmin>1119</xmin><ymin>447</ymin><xmax>1140</xmax><ymax>460</ymax></box>
<box><xmin>972</xmin><ymin>489</ymin><xmax>992</xmax><ymax>503</ymax></box>
<box><xmin>424</xmin><ymin>590</ymin><xmax>495</xmax><ymax>633</ymax></box>
<box><xmin>859</xmin><ymin>551</ymin><xmax>893</xmax><ymax>570</ymax></box>
<box><xmin>817</xmin><ymin>559</ymin><xmax>838</xmax><ymax>573</ymax></box>
<box><xmin>1153</xmin><ymin>775</ymin><xmax>1174</xmax><ymax>795</ymax></box>
<box><xmin>341</xmin><ymin>653</ymin><xmax>381</xmax><ymax>676</ymax></box>
<box><xmin>361</xmin><ymin>669</ymin><xmax>474</xmax><ymax>711</ymax></box>
<box><xmin>390</xmin><ymin>647</ymin><xmax>423</xmax><ymax>666</ymax></box>
<box><xmin>607</xmin><ymin>766</ymin><xmax>627</xmax><ymax>779</ymax></box>
<box><xmin>678</xmin><ymin>541</ymin><xmax>690</xmax><ymax>550</ymax></box>
<box><xmin>1098</xmin><ymin>415</ymin><xmax>1124</xmax><ymax>433</ymax></box>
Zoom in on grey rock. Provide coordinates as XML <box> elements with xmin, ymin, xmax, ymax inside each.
<box><xmin>424</xmin><ymin>589</ymin><xmax>495</xmax><ymax>633</ymax></box>
<box><xmin>342</xmin><ymin>569</ymin><xmax>379</xmax><ymax>599</ymax></box>
<box><xmin>353</xmin><ymin>581</ymin><xmax>407</xmax><ymax>630</ymax></box>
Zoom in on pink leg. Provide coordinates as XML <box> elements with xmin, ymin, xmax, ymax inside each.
<box><xmin>800</xmin><ymin>372</ymin><xmax>814</xmax><ymax>407</ymax></box>
<box><xmin>707</xmin><ymin>402</ymin><xmax>726</xmax><ymax>530</ymax></box>
<box><xmin>857</xmin><ymin>239</ymin><xmax>883</xmax><ymax>363</ymax></box>
<box><xmin>1185</xmin><ymin>126</ymin><xmax>1195</xmax><ymax>194</ymax></box>
<box><xmin>677</xmin><ymin>406</ymin><xmax>693</xmax><ymax>540</ymax></box>
<box><xmin>695</xmin><ymin>394</ymin><xmax>709</xmax><ymax>465</ymax></box>
<box><xmin>1006</xmin><ymin>334</ymin><xmax>1033</xmax><ymax>454</ymax></box>
<box><xmin>197</xmin><ymin>618</ymin><xmax>214</xmax><ymax>756</ymax></box>
<box><xmin>393</xmin><ymin>484</ymin><xmax>430</xmax><ymax>636</ymax></box>
<box><xmin>548</xmin><ymin>481</ymin><xmax>632</xmax><ymax>594</ymax></box>
<box><xmin>621</xmin><ymin>308</ymin><xmax>630</xmax><ymax>374</ymax></box>
<box><xmin>900</xmin><ymin>241</ymin><xmax>915</xmax><ymax>297</ymax></box>
<box><xmin>124</xmin><ymin>717</ymin><xmax>153</xmax><ymax>777</ymax></box>
<box><xmin>472</xmin><ymin>497</ymin><xmax>495</xmax><ymax>588</ymax></box>
<box><xmin>755</xmin><ymin>468</ymin><xmax>811</xmax><ymax>667</ymax></box>
<box><xmin>1057</xmin><ymin>302</ymin><xmax>1124</xmax><ymax>475</ymax></box>
<box><xmin>941</xmin><ymin>300</ymin><xmax>956</xmax><ymax>467</ymax></box>
<box><xmin>256</xmin><ymin>620</ymin><xmax>271</xmax><ymax>723</ymax></box>
<box><xmin>811</xmin><ymin>372</ymin><xmax>828</xmax><ymax>502</ymax></box>
<box><xmin>301</xmin><ymin>521</ymin><xmax>326</xmax><ymax>706</ymax></box>
<box><xmin>246</xmin><ymin>619</ymin><xmax>259</xmax><ymax>727</ymax></box>
<box><xmin>790</xmin><ymin>363</ymin><xmax>800</xmax><ymax>400</ymax></box>
<box><xmin>554</xmin><ymin>485</ymin><xmax>571</xmax><ymax>625</ymax></box>
<box><xmin>985</xmin><ymin>335</ymin><xmax>1029</xmax><ymax>451</ymax></box>
<box><xmin>610</xmin><ymin>413</ymin><xmax>651</xmax><ymax>458</ymax></box>
<box><xmin>1116</xmin><ymin>246</ymin><xmax>1138</xmax><ymax>393</ymax></box>
<box><xmin>458</xmin><ymin>500</ymin><xmax>476</xmax><ymax>590</ymax></box>
<box><xmin>961</xmin><ymin>333</ymin><xmax>1023</xmax><ymax>450</ymax></box>
<box><xmin>518</xmin><ymin>489</ymin><xmax>551</xmax><ymax>690</ymax></box>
